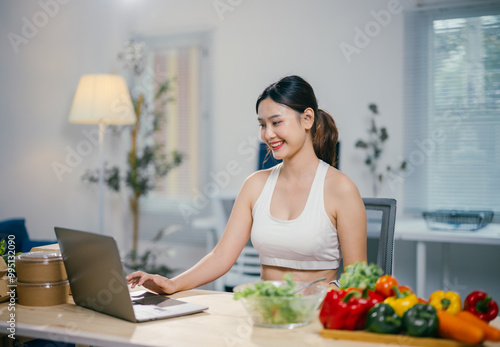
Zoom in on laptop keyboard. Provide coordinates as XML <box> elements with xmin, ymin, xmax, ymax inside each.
<box><xmin>133</xmin><ymin>304</ymin><xmax>169</xmax><ymax>320</ymax></box>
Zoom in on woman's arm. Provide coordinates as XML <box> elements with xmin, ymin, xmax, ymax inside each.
<box><xmin>325</xmin><ymin>169</ymin><xmax>367</xmax><ymax>268</ymax></box>
<box><xmin>127</xmin><ymin>172</ymin><xmax>265</xmax><ymax>294</ymax></box>
<box><xmin>168</xmin><ymin>180</ymin><xmax>256</xmax><ymax>292</ymax></box>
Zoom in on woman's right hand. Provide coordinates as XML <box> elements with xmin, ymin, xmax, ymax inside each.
<box><xmin>126</xmin><ymin>271</ymin><xmax>176</xmax><ymax>294</ymax></box>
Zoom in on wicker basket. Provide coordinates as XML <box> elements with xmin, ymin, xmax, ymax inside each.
<box><xmin>422</xmin><ymin>210</ymin><xmax>494</xmax><ymax>231</ymax></box>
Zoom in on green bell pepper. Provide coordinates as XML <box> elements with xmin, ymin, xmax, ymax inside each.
<box><xmin>365</xmin><ymin>303</ymin><xmax>402</xmax><ymax>334</ymax></box>
<box><xmin>402</xmin><ymin>303</ymin><xmax>438</xmax><ymax>337</ymax></box>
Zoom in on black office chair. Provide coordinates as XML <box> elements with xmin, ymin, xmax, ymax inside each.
<box><xmin>363</xmin><ymin>197</ymin><xmax>397</xmax><ymax>275</ymax></box>
<box><xmin>336</xmin><ymin>197</ymin><xmax>397</xmax><ymax>279</ymax></box>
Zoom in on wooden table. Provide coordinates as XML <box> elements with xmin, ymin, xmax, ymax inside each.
<box><xmin>0</xmin><ymin>289</ymin><xmax>499</xmax><ymax>347</ymax></box>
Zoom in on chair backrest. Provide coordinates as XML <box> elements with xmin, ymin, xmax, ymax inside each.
<box><xmin>213</xmin><ymin>194</ymin><xmax>260</xmax><ymax>291</ymax></box>
<box><xmin>213</xmin><ymin>194</ymin><xmax>236</xmax><ymax>240</ymax></box>
<box><xmin>363</xmin><ymin>197</ymin><xmax>397</xmax><ymax>275</ymax></box>
<box><xmin>214</xmin><ymin>193</ymin><xmax>253</xmax><ymax>246</ymax></box>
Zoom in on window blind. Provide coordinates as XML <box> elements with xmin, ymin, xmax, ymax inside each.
<box><xmin>404</xmin><ymin>4</ymin><xmax>500</xmax><ymax>216</ymax></box>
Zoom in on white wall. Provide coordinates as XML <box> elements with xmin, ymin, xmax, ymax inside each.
<box><xmin>0</xmin><ymin>0</ymin><xmax>406</xmax><ymax>242</ymax></box>
<box><xmin>206</xmin><ymin>0</ymin><xmax>406</xmax><ymax>201</ymax></box>
<box><xmin>1</xmin><ymin>0</ymin><xmax>498</xmax><ymax>300</ymax></box>
<box><xmin>130</xmin><ymin>0</ymin><xmax>407</xmax><ymax>210</ymax></box>
<box><xmin>0</xmin><ymin>0</ymin><xmax>133</xmax><ymax>243</ymax></box>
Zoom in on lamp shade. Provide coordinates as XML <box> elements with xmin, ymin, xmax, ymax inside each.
<box><xmin>68</xmin><ymin>74</ymin><xmax>136</xmax><ymax>125</ymax></box>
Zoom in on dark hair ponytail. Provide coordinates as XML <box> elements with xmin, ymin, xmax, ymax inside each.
<box><xmin>313</xmin><ymin>109</ymin><xmax>339</xmax><ymax>167</ymax></box>
<box><xmin>256</xmin><ymin>75</ymin><xmax>339</xmax><ymax>166</ymax></box>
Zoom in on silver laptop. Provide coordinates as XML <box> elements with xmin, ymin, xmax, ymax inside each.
<box><xmin>54</xmin><ymin>227</ymin><xmax>208</xmax><ymax>323</ymax></box>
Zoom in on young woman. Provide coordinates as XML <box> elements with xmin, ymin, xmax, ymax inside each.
<box><xmin>127</xmin><ymin>75</ymin><xmax>367</xmax><ymax>294</ymax></box>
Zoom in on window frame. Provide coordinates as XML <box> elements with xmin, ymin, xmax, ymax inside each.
<box><xmin>403</xmin><ymin>3</ymin><xmax>500</xmax><ymax>220</ymax></box>
<box><xmin>136</xmin><ymin>31</ymin><xmax>214</xmax><ymax>214</ymax></box>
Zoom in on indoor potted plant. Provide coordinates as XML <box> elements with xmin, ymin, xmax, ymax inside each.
<box><xmin>83</xmin><ymin>41</ymin><xmax>183</xmax><ymax>275</ymax></box>
<box><xmin>355</xmin><ymin>103</ymin><xmax>406</xmax><ymax>197</ymax></box>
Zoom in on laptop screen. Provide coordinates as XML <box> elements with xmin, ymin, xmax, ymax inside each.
<box><xmin>55</xmin><ymin>227</ymin><xmax>136</xmax><ymax>321</ymax></box>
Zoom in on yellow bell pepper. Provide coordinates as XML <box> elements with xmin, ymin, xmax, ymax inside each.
<box><xmin>429</xmin><ymin>290</ymin><xmax>462</xmax><ymax>315</ymax></box>
<box><xmin>383</xmin><ymin>286</ymin><xmax>419</xmax><ymax>317</ymax></box>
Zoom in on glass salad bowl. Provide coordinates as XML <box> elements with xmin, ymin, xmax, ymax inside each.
<box><xmin>233</xmin><ymin>279</ymin><xmax>327</xmax><ymax>329</ymax></box>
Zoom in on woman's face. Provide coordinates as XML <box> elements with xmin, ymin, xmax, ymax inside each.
<box><xmin>257</xmin><ymin>98</ymin><xmax>311</xmax><ymax>161</ymax></box>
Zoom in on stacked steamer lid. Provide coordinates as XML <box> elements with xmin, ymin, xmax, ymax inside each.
<box><xmin>15</xmin><ymin>251</ymin><xmax>69</xmax><ymax>306</ymax></box>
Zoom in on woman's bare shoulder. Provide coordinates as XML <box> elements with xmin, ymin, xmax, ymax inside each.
<box><xmin>243</xmin><ymin>168</ymin><xmax>273</xmax><ymax>190</ymax></box>
<box><xmin>324</xmin><ymin>166</ymin><xmax>360</xmax><ymax>197</ymax></box>
<box><xmin>239</xmin><ymin>168</ymin><xmax>273</xmax><ymax>203</ymax></box>
<box><xmin>324</xmin><ymin>166</ymin><xmax>365</xmax><ymax>225</ymax></box>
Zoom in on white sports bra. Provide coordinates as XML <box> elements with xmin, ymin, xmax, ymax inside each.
<box><xmin>251</xmin><ymin>160</ymin><xmax>340</xmax><ymax>270</ymax></box>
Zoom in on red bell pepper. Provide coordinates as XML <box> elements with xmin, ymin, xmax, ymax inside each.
<box><xmin>399</xmin><ymin>285</ymin><xmax>414</xmax><ymax>295</ymax></box>
<box><xmin>464</xmin><ymin>291</ymin><xmax>499</xmax><ymax>322</ymax></box>
<box><xmin>319</xmin><ymin>288</ymin><xmax>383</xmax><ymax>330</ymax></box>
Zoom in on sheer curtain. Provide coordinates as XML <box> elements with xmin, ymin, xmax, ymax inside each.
<box><xmin>140</xmin><ymin>32</ymin><xmax>212</xmax><ymax>212</ymax></box>
<box><xmin>403</xmin><ymin>3</ymin><xmax>500</xmax><ymax>217</ymax></box>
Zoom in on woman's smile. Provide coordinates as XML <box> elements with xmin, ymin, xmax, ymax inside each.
<box><xmin>270</xmin><ymin>140</ymin><xmax>284</xmax><ymax>150</ymax></box>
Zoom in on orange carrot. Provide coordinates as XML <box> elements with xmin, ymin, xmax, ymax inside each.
<box><xmin>437</xmin><ymin>310</ymin><xmax>484</xmax><ymax>344</ymax></box>
<box><xmin>456</xmin><ymin>310</ymin><xmax>500</xmax><ymax>342</ymax></box>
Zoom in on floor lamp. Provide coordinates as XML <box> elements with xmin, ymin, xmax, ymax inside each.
<box><xmin>68</xmin><ymin>74</ymin><xmax>136</xmax><ymax>234</ymax></box>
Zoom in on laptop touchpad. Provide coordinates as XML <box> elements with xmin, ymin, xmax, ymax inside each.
<box><xmin>131</xmin><ymin>291</ymin><xmax>185</xmax><ymax>307</ymax></box>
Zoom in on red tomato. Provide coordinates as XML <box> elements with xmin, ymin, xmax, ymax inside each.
<box><xmin>375</xmin><ymin>275</ymin><xmax>398</xmax><ymax>298</ymax></box>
